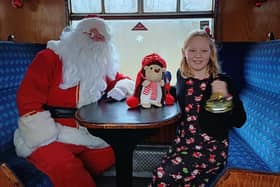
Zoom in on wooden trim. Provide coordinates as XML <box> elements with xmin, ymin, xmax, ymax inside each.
<box><xmin>76</xmin><ymin>111</ymin><xmax>181</xmax><ymax>129</ymax></box>
<box><xmin>70</xmin><ymin>12</ymin><xmax>214</xmax><ymax>20</ymax></box>
<box><xmin>0</xmin><ymin>163</ymin><xmax>23</xmax><ymax>187</ymax></box>
<box><xmin>214</xmin><ymin>168</ymin><xmax>280</xmax><ymax>187</ymax></box>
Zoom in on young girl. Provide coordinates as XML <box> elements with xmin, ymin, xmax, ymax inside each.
<box><xmin>150</xmin><ymin>30</ymin><xmax>246</xmax><ymax>186</ymax></box>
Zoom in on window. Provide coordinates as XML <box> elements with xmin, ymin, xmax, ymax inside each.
<box><xmin>67</xmin><ymin>0</ymin><xmax>216</xmax><ymax>85</ymax></box>
<box><xmin>105</xmin><ymin>0</ymin><xmax>138</xmax><ymax>13</ymax></box>
<box><xmin>143</xmin><ymin>0</ymin><xmax>177</xmax><ymax>12</ymax></box>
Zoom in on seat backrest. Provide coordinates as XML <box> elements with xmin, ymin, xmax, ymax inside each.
<box><xmin>217</xmin><ymin>40</ymin><xmax>280</xmax><ymax>172</ymax></box>
<box><xmin>0</xmin><ymin>41</ymin><xmax>46</xmax><ymax>152</ymax></box>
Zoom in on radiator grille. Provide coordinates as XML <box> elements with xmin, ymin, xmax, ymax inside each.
<box><xmin>103</xmin><ymin>144</ymin><xmax>171</xmax><ymax>178</ymax></box>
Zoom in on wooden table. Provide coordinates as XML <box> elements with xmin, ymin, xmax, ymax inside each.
<box><xmin>75</xmin><ymin>99</ymin><xmax>181</xmax><ymax>187</ymax></box>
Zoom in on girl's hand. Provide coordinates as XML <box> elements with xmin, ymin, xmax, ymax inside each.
<box><xmin>211</xmin><ymin>80</ymin><xmax>229</xmax><ymax>97</ymax></box>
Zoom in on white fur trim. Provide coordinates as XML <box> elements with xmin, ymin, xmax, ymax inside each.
<box><xmin>13</xmin><ymin>129</ymin><xmax>35</xmax><ymax>157</ymax></box>
<box><xmin>13</xmin><ymin>111</ymin><xmax>60</xmax><ymax>157</ymax></box>
<box><xmin>47</xmin><ymin>40</ymin><xmax>60</xmax><ymax>55</ymax></box>
<box><xmin>17</xmin><ymin>111</ymin><xmax>60</xmax><ymax>149</ymax></box>
<box><xmin>13</xmin><ymin>111</ymin><xmax>109</xmax><ymax>158</ymax></box>
<box><xmin>57</xmin><ymin>126</ymin><xmax>109</xmax><ymax>148</ymax></box>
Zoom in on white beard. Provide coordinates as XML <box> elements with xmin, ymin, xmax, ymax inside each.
<box><xmin>47</xmin><ymin>31</ymin><xmax>119</xmax><ymax>108</ymax></box>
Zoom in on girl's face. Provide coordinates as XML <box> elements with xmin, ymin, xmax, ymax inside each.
<box><xmin>184</xmin><ymin>36</ymin><xmax>211</xmax><ymax>76</ymax></box>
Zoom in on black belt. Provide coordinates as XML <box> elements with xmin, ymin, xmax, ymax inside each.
<box><xmin>43</xmin><ymin>104</ymin><xmax>77</xmax><ymax>118</ymax></box>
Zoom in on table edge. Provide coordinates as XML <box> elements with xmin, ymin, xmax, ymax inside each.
<box><xmin>75</xmin><ymin>111</ymin><xmax>181</xmax><ymax>129</ymax></box>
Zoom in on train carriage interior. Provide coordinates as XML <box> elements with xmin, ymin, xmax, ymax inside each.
<box><xmin>0</xmin><ymin>0</ymin><xmax>280</xmax><ymax>187</ymax></box>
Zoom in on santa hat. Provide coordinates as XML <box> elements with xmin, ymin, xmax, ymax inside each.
<box><xmin>126</xmin><ymin>53</ymin><xmax>167</xmax><ymax>108</ymax></box>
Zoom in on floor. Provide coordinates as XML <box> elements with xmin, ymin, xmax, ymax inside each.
<box><xmin>94</xmin><ymin>144</ymin><xmax>168</xmax><ymax>187</ymax></box>
<box><xmin>95</xmin><ymin>176</ymin><xmax>151</xmax><ymax>187</ymax></box>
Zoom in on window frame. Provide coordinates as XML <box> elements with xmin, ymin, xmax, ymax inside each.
<box><xmin>66</xmin><ymin>0</ymin><xmax>217</xmax><ymax>21</ymax></box>
<box><xmin>66</xmin><ymin>0</ymin><xmax>218</xmax><ymax>37</ymax></box>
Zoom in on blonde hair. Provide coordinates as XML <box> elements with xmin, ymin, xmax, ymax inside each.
<box><xmin>180</xmin><ymin>30</ymin><xmax>220</xmax><ymax>78</ymax></box>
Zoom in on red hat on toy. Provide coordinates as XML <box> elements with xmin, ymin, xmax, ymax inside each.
<box><xmin>126</xmin><ymin>53</ymin><xmax>167</xmax><ymax>108</ymax></box>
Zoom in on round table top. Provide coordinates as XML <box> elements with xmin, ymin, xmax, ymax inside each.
<box><xmin>75</xmin><ymin>100</ymin><xmax>181</xmax><ymax>129</ymax></box>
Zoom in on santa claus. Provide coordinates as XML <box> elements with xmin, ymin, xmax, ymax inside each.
<box><xmin>13</xmin><ymin>17</ymin><xmax>134</xmax><ymax>187</ymax></box>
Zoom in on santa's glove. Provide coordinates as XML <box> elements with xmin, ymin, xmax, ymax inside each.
<box><xmin>107</xmin><ymin>79</ymin><xmax>135</xmax><ymax>101</ymax></box>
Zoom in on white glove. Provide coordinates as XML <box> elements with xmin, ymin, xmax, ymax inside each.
<box><xmin>107</xmin><ymin>87</ymin><xmax>126</xmax><ymax>101</ymax></box>
<box><xmin>107</xmin><ymin>79</ymin><xmax>135</xmax><ymax>101</ymax></box>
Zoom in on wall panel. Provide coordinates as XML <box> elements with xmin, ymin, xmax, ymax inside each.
<box><xmin>0</xmin><ymin>0</ymin><xmax>66</xmax><ymax>43</ymax></box>
<box><xmin>216</xmin><ymin>0</ymin><xmax>280</xmax><ymax>41</ymax></box>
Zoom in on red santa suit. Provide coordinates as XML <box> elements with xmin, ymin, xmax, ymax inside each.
<box><xmin>13</xmin><ymin>17</ymin><xmax>134</xmax><ymax>187</ymax></box>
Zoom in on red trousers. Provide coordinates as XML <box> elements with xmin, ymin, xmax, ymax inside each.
<box><xmin>28</xmin><ymin>142</ymin><xmax>115</xmax><ymax>187</ymax></box>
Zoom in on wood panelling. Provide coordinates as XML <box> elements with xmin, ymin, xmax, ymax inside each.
<box><xmin>214</xmin><ymin>168</ymin><xmax>280</xmax><ymax>187</ymax></box>
<box><xmin>0</xmin><ymin>163</ymin><xmax>23</xmax><ymax>187</ymax></box>
<box><xmin>216</xmin><ymin>0</ymin><xmax>280</xmax><ymax>41</ymax></box>
<box><xmin>0</xmin><ymin>0</ymin><xmax>66</xmax><ymax>43</ymax></box>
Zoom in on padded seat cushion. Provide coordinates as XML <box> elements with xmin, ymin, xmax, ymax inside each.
<box><xmin>0</xmin><ymin>148</ymin><xmax>53</xmax><ymax>187</ymax></box>
<box><xmin>227</xmin><ymin>130</ymin><xmax>270</xmax><ymax>171</ymax></box>
<box><xmin>0</xmin><ymin>88</ymin><xmax>53</xmax><ymax>187</ymax></box>
<box><xmin>0</xmin><ymin>42</ymin><xmax>49</xmax><ymax>186</ymax></box>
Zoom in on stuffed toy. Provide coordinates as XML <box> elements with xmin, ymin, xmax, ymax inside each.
<box><xmin>163</xmin><ymin>70</ymin><xmax>175</xmax><ymax>106</ymax></box>
<box><xmin>126</xmin><ymin>53</ymin><xmax>174</xmax><ymax>109</ymax></box>
<box><xmin>11</xmin><ymin>0</ymin><xmax>23</xmax><ymax>8</ymax></box>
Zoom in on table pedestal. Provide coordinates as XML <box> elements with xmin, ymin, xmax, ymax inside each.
<box><xmin>89</xmin><ymin>129</ymin><xmax>156</xmax><ymax>187</ymax></box>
